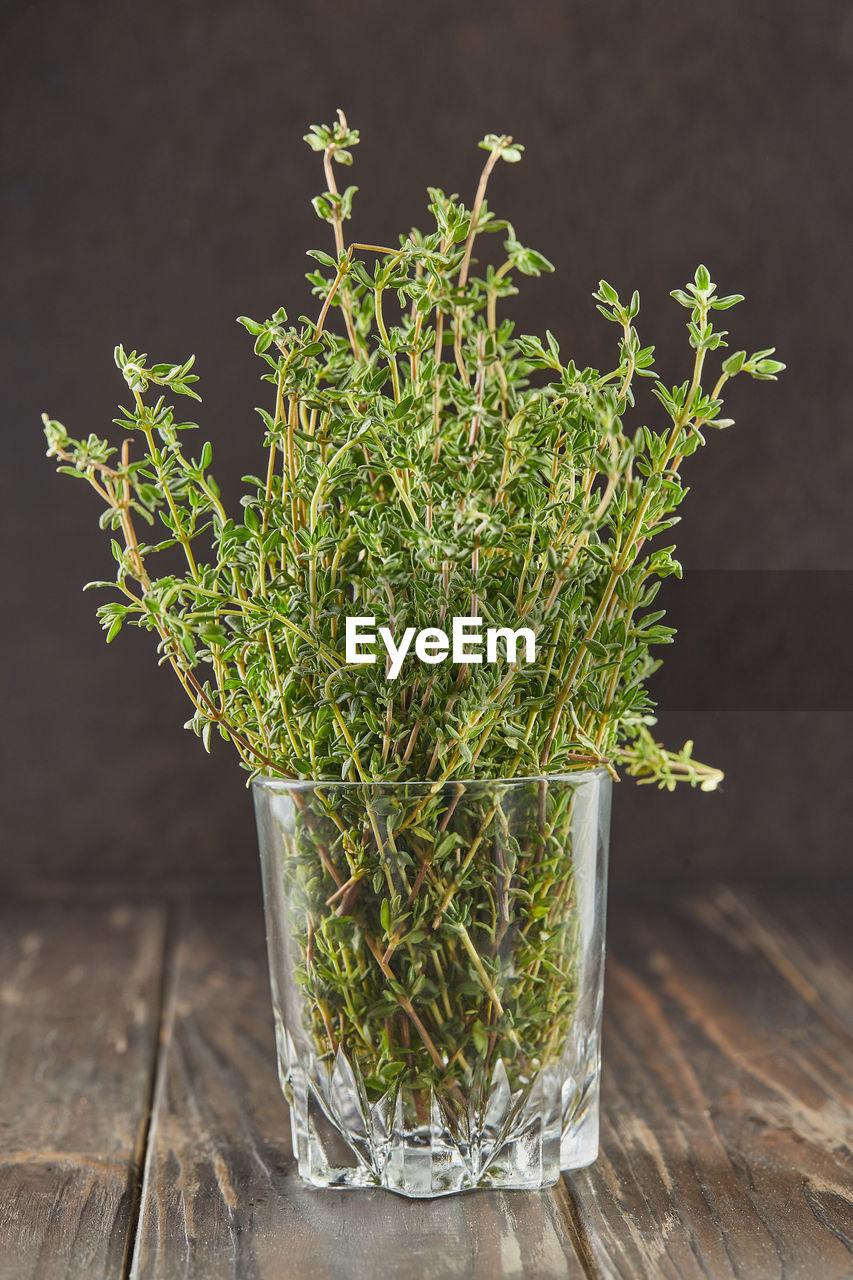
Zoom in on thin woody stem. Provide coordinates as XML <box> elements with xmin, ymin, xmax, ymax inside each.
<box><xmin>452</xmin><ymin>136</ymin><xmax>510</xmax><ymax>384</ymax></box>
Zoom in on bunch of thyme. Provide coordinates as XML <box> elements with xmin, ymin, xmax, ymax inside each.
<box><xmin>44</xmin><ymin>113</ymin><xmax>782</xmax><ymax>790</ymax></box>
<box><xmin>44</xmin><ymin>114</ymin><xmax>783</xmax><ymax>1109</ymax></box>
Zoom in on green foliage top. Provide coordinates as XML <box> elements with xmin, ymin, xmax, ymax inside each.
<box><xmin>44</xmin><ymin>110</ymin><xmax>783</xmax><ymax>789</ymax></box>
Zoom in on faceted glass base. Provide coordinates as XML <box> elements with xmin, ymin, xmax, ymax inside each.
<box><xmin>276</xmin><ymin>1015</ymin><xmax>601</xmax><ymax>1196</ymax></box>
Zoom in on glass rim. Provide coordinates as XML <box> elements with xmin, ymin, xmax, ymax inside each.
<box><xmin>251</xmin><ymin>767</ymin><xmax>610</xmax><ymax>793</ymax></box>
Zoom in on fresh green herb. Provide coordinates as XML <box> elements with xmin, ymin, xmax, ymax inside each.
<box><xmin>44</xmin><ymin>112</ymin><xmax>783</xmax><ymax>1114</ymax></box>
<box><xmin>44</xmin><ymin>112</ymin><xmax>781</xmax><ymax>789</ymax></box>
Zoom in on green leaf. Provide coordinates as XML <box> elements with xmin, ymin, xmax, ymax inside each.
<box><xmin>753</xmin><ymin>357</ymin><xmax>786</xmax><ymax>379</ymax></box>
<box><xmin>306</xmin><ymin>249</ymin><xmax>337</xmax><ymax>269</ymax></box>
<box><xmin>694</xmin><ymin>264</ymin><xmax>712</xmax><ymax>292</ymax></box>
<box><xmin>711</xmin><ymin>294</ymin><xmax>744</xmax><ymax>310</ymax></box>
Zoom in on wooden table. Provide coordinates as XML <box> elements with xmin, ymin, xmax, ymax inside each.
<box><xmin>1</xmin><ymin>882</ymin><xmax>851</xmax><ymax>1279</ymax></box>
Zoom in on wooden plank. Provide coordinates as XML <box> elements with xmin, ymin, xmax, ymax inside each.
<box><xmin>131</xmin><ymin>901</ymin><xmax>585</xmax><ymax>1280</ymax></box>
<box><xmin>720</xmin><ymin>882</ymin><xmax>853</xmax><ymax>1041</ymax></box>
<box><xmin>0</xmin><ymin>901</ymin><xmax>167</xmax><ymax>1280</ymax></box>
<box><xmin>564</xmin><ymin>886</ymin><xmax>853</xmax><ymax>1280</ymax></box>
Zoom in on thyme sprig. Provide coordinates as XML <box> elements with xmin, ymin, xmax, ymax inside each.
<box><xmin>44</xmin><ymin>111</ymin><xmax>783</xmax><ymax>789</ymax></box>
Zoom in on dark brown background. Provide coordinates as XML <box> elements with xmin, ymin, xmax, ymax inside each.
<box><xmin>2</xmin><ymin>0</ymin><xmax>851</xmax><ymax>890</ymax></box>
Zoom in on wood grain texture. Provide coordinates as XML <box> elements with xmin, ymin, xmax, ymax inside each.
<box><xmin>130</xmin><ymin>902</ymin><xmax>585</xmax><ymax>1280</ymax></box>
<box><xmin>721</xmin><ymin>882</ymin><xmax>853</xmax><ymax>1041</ymax></box>
<box><xmin>0</xmin><ymin>902</ymin><xmax>166</xmax><ymax>1280</ymax></box>
<box><xmin>564</xmin><ymin>885</ymin><xmax>853</xmax><ymax>1280</ymax></box>
<box><xmin>3</xmin><ymin>884</ymin><xmax>851</xmax><ymax>1278</ymax></box>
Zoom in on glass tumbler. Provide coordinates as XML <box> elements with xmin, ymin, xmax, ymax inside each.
<box><xmin>253</xmin><ymin>771</ymin><xmax>610</xmax><ymax>1197</ymax></box>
